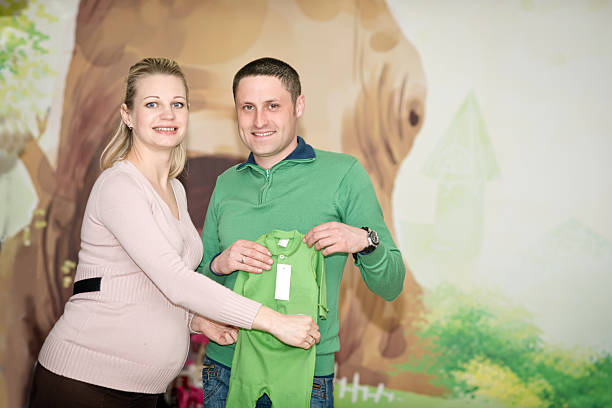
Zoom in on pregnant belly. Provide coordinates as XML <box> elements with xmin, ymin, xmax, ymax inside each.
<box><xmin>67</xmin><ymin>300</ymin><xmax>191</xmax><ymax>370</ymax></box>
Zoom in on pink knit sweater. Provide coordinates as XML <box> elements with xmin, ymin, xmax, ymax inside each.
<box><xmin>38</xmin><ymin>160</ymin><xmax>260</xmax><ymax>393</ymax></box>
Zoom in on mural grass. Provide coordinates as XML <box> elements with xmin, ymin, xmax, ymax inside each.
<box><xmin>394</xmin><ymin>284</ymin><xmax>612</xmax><ymax>408</ymax></box>
<box><xmin>335</xmin><ymin>384</ymin><xmax>494</xmax><ymax>408</ymax></box>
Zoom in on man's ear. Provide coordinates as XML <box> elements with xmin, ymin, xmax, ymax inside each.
<box><xmin>120</xmin><ymin>103</ymin><xmax>132</xmax><ymax>128</ymax></box>
<box><xmin>295</xmin><ymin>94</ymin><xmax>305</xmax><ymax>118</ymax></box>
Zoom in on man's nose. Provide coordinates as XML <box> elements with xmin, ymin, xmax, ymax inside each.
<box><xmin>254</xmin><ymin>109</ymin><xmax>267</xmax><ymax>127</ymax></box>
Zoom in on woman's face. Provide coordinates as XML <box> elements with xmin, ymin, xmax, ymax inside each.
<box><xmin>121</xmin><ymin>73</ymin><xmax>189</xmax><ymax>153</ymax></box>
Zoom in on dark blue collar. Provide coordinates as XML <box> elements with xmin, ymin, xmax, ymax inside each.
<box><xmin>237</xmin><ymin>136</ymin><xmax>315</xmax><ymax>169</ymax></box>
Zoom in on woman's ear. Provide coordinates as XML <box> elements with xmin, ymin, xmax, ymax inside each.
<box><xmin>120</xmin><ymin>103</ymin><xmax>132</xmax><ymax>129</ymax></box>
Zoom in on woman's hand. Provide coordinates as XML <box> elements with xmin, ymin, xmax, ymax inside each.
<box><xmin>251</xmin><ymin>306</ymin><xmax>320</xmax><ymax>349</ymax></box>
<box><xmin>211</xmin><ymin>239</ymin><xmax>274</xmax><ymax>275</ymax></box>
<box><xmin>190</xmin><ymin>315</ymin><xmax>239</xmax><ymax>345</ymax></box>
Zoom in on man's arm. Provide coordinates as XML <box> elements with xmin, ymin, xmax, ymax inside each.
<box><xmin>198</xmin><ymin>185</ymin><xmax>226</xmax><ymax>282</ymax></box>
<box><xmin>304</xmin><ymin>159</ymin><xmax>405</xmax><ymax>301</ymax></box>
<box><xmin>198</xmin><ymin>180</ymin><xmax>272</xmax><ymax>278</ymax></box>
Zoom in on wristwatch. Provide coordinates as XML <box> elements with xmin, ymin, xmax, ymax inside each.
<box><xmin>359</xmin><ymin>226</ymin><xmax>379</xmax><ymax>254</ymax></box>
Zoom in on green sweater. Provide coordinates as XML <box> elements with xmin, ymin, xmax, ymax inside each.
<box><xmin>198</xmin><ymin>137</ymin><xmax>405</xmax><ymax>376</ymax></box>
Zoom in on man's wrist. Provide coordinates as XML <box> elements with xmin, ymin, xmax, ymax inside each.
<box><xmin>358</xmin><ymin>226</ymin><xmax>379</xmax><ymax>254</ymax></box>
<box><xmin>209</xmin><ymin>252</ymin><xmax>223</xmax><ymax>276</ymax></box>
<box><xmin>360</xmin><ymin>228</ymin><xmax>370</xmax><ymax>252</ymax></box>
<box><xmin>352</xmin><ymin>226</ymin><xmax>379</xmax><ymax>262</ymax></box>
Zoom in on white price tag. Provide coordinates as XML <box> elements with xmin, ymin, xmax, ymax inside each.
<box><xmin>274</xmin><ymin>263</ymin><xmax>291</xmax><ymax>300</ymax></box>
<box><xmin>278</xmin><ymin>239</ymin><xmax>289</xmax><ymax>248</ymax></box>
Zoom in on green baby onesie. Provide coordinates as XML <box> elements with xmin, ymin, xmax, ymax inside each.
<box><xmin>226</xmin><ymin>230</ymin><xmax>327</xmax><ymax>408</ymax></box>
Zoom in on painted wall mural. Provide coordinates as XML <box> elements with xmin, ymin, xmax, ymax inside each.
<box><xmin>390</xmin><ymin>1</ymin><xmax>612</xmax><ymax>407</ymax></box>
<box><xmin>1</xmin><ymin>0</ymin><xmax>611</xmax><ymax>407</ymax></box>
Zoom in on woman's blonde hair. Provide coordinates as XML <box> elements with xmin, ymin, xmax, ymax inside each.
<box><xmin>100</xmin><ymin>57</ymin><xmax>190</xmax><ymax>178</ymax></box>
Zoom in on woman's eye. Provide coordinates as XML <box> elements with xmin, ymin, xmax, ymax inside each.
<box><xmin>145</xmin><ymin>102</ymin><xmax>157</xmax><ymax>108</ymax></box>
<box><xmin>173</xmin><ymin>102</ymin><xmax>184</xmax><ymax>108</ymax></box>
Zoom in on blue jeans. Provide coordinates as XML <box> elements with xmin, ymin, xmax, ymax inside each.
<box><xmin>201</xmin><ymin>356</ymin><xmax>334</xmax><ymax>408</ymax></box>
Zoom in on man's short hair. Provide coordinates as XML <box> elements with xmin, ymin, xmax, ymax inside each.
<box><xmin>232</xmin><ymin>57</ymin><xmax>301</xmax><ymax>104</ymax></box>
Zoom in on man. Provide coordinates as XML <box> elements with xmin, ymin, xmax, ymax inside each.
<box><xmin>198</xmin><ymin>57</ymin><xmax>405</xmax><ymax>407</ymax></box>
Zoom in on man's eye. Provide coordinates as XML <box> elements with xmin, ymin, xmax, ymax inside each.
<box><xmin>173</xmin><ymin>102</ymin><xmax>184</xmax><ymax>108</ymax></box>
<box><xmin>269</xmin><ymin>104</ymin><xmax>279</xmax><ymax>109</ymax></box>
<box><xmin>145</xmin><ymin>102</ymin><xmax>157</xmax><ymax>108</ymax></box>
<box><xmin>243</xmin><ymin>105</ymin><xmax>254</xmax><ymax>111</ymax></box>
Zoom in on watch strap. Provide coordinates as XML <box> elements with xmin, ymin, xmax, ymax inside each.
<box><xmin>353</xmin><ymin>226</ymin><xmax>378</xmax><ymax>260</ymax></box>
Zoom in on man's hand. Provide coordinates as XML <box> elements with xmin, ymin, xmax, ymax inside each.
<box><xmin>190</xmin><ymin>315</ymin><xmax>239</xmax><ymax>345</ymax></box>
<box><xmin>211</xmin><ymin>239</ymin><xmax>274</xmax><ymax>275</ymax></box>
<box><xmin>303</xmin><ymin>221</ymin><xmax>368</xmax><ymax>256</ymax></box>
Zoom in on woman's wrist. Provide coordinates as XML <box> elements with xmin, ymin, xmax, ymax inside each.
<box><xmin>189</xmin><ymin>314</ymin><xmax>203</xmax><ymax>333</ymax></box>
<box><xmin>251</xmin><ymin>305</ymin><xmax>277</xmax><ymax>333</ymax></box>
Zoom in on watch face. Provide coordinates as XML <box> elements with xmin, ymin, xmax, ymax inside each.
<box><xmin>360</xmin><ymin>227</ymin><xmax>379</xmax><ymax>254</ymax></box>
<box><xmin>370</xmin><ymin>229</ymin><xmax>380</xmax><ymax>246</ymax></box>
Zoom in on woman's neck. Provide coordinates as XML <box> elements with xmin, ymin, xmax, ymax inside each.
<box><xmin>126</xmin><ymin>147</ymin><xmax>172</xmax><ymax>188</ymax></box>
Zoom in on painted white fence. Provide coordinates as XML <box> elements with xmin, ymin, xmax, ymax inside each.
<box><xmin>335</xmin><ymin>371</ymin><xmax>396</xmax><ymax>404</ymax></box>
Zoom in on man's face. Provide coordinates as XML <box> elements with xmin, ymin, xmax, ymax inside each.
<box><xmin>234</xmin><ymin>75</ymin><xmax>304</xmax><ymax>169</ymax></box>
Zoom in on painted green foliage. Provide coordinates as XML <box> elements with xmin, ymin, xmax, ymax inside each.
<box><xmin>0</xmin><ymin>0</ymin><xmax>54</xmax><ymax>130</ymax></box>
<box><xmin>1</xmin><ymin>0</ymin><xmax>54</xmax><ymax>241</ymax></box>
<box><xmin>396</xmin><ymin>284</ymin><xmax>612</xmax><ymax>407</ymax></box>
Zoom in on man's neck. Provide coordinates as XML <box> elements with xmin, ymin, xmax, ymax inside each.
<box><xmin>254</xmin><ymin>157</ymin><xmax>280</xmax><ymax>170</ymax></box>
<box><xmin>253</xmin><ymin>139</ymin><xmax>299</xmax><ymax>169</ymax></box>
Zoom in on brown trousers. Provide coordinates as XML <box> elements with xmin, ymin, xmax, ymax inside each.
<box><xmin>28</xmin><ymin>363</ymin><xmax>159</xmax><ymax>408</ymax></box>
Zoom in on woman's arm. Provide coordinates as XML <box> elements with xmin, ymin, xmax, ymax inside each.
<box><xmin>96</xmin><ymin>171</ymin><xmax>319</xmax><ymax>348</ymax></box>
<box><xmin>252</xmin><ymin>306</ymin><xmax>320</xmax><ymax>349</ymax></box>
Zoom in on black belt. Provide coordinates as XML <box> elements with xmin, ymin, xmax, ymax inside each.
<box><xmin>73</xmin><ymin>277</ymin><xmax>101</xmax><ymax>295</ymax></box>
